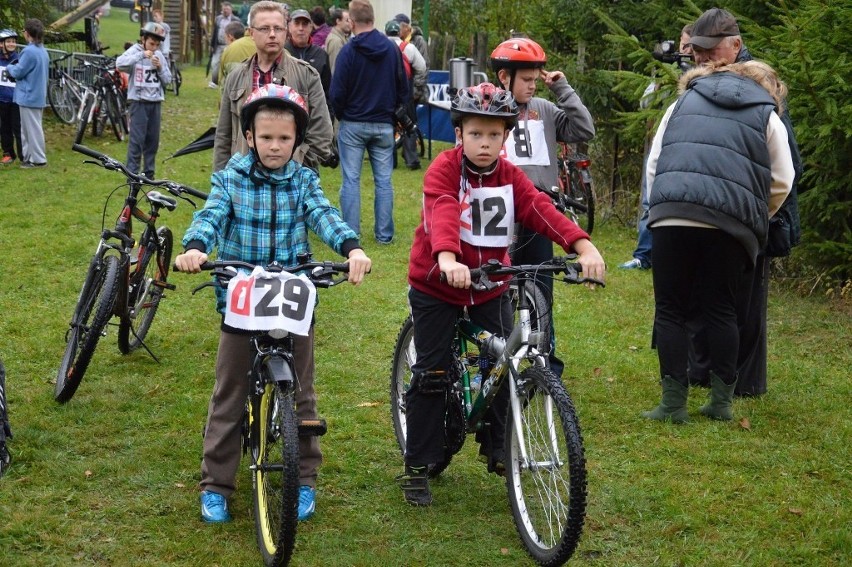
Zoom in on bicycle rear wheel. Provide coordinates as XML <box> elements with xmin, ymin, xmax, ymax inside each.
<box><xmin>505</xmin><ymin>366</ymin><xmax>586</xmax><ymax>567</ymax></box>
<box><xmin>48</xmin><ymin>79</ymin><xmax>78</xmax><ymax>124</ymax></box>
<box><xmin>565</xmin><ymin>168</ymin><xmax>595</xmax><ymax>235</ymax></box>
<box><xmin>55</xmin><ymin>255</ymin><xmax>121</xmax><ymax>403</ymax></box>
<box><xmin>171</xmin><ymin>64</ymin><xmax>182</xmax><ymax>96</ymax></box>
<box><xmin>252</xmin><ymin>381</ymin><xmax>299</xmax><ymax>567</ymax></box>
<box><xmin>74</xmin><ymin>96</ymin><xmax>95</xmax><ymax>145</ymax></box>
<box><xmin>104</xmin><ymin>89</ymin><xmax>127</xmax><ymax>142</ymax></box>
<box><xmin>118</xmin><ymin>227</ymin><xmax>173</xmax><ymax>354</ymax></box>
<box><xmin>389</xmin><ymin>316</ymin><xmax>461</xmax><ymax>478</ymax></box>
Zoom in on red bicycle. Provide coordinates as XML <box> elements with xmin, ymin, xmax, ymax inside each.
<box><xmin>543</xmin><ymin>143</ymin><xmax>595</xmax><ymax>235</ymax></box>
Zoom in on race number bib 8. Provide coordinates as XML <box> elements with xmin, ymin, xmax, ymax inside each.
<box><xmin>134</xmin><ymin>62</ymin><xmax>161</xmax><ymax>86</ymax></box>
<box><xmin>458</xmin><ymin>184</ymin><xmax>515</xmax><ymax>247</ymax></box>
<box><xmin>501</xmin><ymin>120</ymin><xmax>550</xmax><ymax>167</ymax></box>
<box><xmin>0</xmin><ymin>65</ymin><xmax>14</xmax><ymax>89</ymax></box>
<box><xmin>223</xmin><ymin>266</ymin><xmax>317</xmax><ymax>336</ymax></box>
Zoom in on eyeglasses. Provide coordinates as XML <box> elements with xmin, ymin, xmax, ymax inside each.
<box><xmin>252</xmin><ymin>26</ymin><xmax>286</xmax><ymax>35</ymax></box>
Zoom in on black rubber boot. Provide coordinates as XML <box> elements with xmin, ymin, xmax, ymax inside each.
<box><xmin>396</xmin><ymin>465</ymin><xmax>432</xmax><ymax>506</ymax></box>
<box><xmin>699</xmin><ymin>372</ymin><xmax>737</xmax><ymax>421</ymax></box>
<box><xmin>642</xmin><ymin>375</ymin><xmax>690</xmax><ymax>423</ymax></box>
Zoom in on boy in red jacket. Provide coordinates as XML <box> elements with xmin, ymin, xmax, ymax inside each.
<box><xmin>401</xmin><ymin>83</ymin><xmax>605</xmax><ymax>506</ymax></box>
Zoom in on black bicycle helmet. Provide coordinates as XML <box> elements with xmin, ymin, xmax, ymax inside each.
<box><xmin>450</xmin><ymin>82</ymin><xmax>519</xmax><ymax>129</ymax></box>
<box><xmin>240</xmin><ymin>84</ymin><xmax>310</xmax><ymax>148</ymax></box>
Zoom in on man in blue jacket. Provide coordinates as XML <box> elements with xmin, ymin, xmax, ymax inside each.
<box><xmin>7</xmin><ymin>19</ymin><xmax>48</xmax><ymax>168</ymax></box>
<box><xmin>329</xmin><ymin>0</ymin><xmax>409</xmax><ymax>244</ymax></box>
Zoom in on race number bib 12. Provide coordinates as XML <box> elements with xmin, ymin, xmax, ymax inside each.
<box><xmin>223</xmin><ymin>266</ymin><xmax>317</xmax><ymax>336</ymax></box>
<box><xmin>458</xmin><ymin>183</ymin><xmax>515</xmax><ymax>248</ymax></box>
<box><xmin>501</xmin><ymin>120</ymin><xmax>550</xmax><ymax>167</ymax></box>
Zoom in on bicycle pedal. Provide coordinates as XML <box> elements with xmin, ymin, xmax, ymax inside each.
<box><xmin>154</xmin><ymin>280</ymin><xmax>177</xmax><ymax>291</ymax></box>
<box><xmin>298</xmin><ymin>418</ymin><xmax>327</xmax><ymax>437</ymax></box>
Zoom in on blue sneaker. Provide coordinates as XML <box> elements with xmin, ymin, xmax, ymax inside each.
<box><xmin>298</xmin><ymin>486</ymin><xmax>316</xmax><ymax>521</ymax></box>
<box><xmin>200</xmin><ymin>490</ymin><xmax>232</xmax><ymax>523</ymax></box>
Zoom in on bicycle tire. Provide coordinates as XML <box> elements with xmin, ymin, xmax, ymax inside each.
<box><xmin>171</xmin><ymin>65</ymin><xmax>182</xmax><ymax>96</ymax></box>
<box><xmin>252</xmin><ymin>382</ymin><xmax>299</xmax><ymax>567</ymax></box>
<box><xmin>48</xmin><ymin>79</ymin><xmax>77</xmax><ymax>124</ymax></box>
<box><xmin>505</xmin><ymin>366</ymin><xmax>586</xmax><ymax>567</ymax></box>
<box><xmin>104</xmin><ymin>89</ymin><xmax>127</xmax><ymax>142</ymax></box>
<box><xmin>118</xmin><ymin>227</ymin><xmax>173</xmax><ymax>354</ymax></box>
<box><xmin>566</xmin><ymin>168</ymin><xmax>595</xmax><ymax>235</ymax></box>
<box><xmin>389</xmin><ymin>316</ymin><xmax>459</xmax><ymax>478</ymax></box>
<box><xmin>92</xmin><ymin>99</ymin><xmax>107</xmax><ymax>137</ymax></box>
<box><xmin>74</xmin><ymin>96</ymin><xmax>95</xmax><ymax>145</ymax></box>
<box><xmin>55</xmin><ymin>255</ymin><xmax>121</xmax><ymax>403</ymax></box>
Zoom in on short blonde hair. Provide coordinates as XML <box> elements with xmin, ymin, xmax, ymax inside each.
<box><xmin>679</xmin><ymin>59</ymin><xmax>787</xmax><ymax>113</ymax></box>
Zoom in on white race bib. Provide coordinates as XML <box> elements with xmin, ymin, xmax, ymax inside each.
<box><xmin>502</xmin><ymin>120</ymin><xmax>550</xmax><ymax>167</ymax></box>
<box><xmin>223</xmin><ymin>266</ymin><xmax>317</xmax><ymax>336</ymax></box>
<box><xmin>458</xmin><ymin>183</ymin><xmax>514</xmax><ymax>247</ymax></box>
<box><xmin>134</xmin><ymin>62</ymin><xmax>161</xmax><ymax>87</ymax></box>
<box><xmin>0</xmin><ymin>65</ymin><xmax>15</xmax><ymax>89</ymax></box>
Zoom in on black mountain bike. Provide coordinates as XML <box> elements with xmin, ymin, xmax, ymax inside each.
<box><xmin>55</xmin><ymin>145</ymin><xmax>208</xmax><ymax>403</ymax></box>
<box><xmin>390</xmin><ymin>258</ymin><xmax>603</xmax><ymax>566</ymax></box>
<box><xmin>185</xmin><ymin>257</ymin><xmax>349</xmax><ymax>567</ymax></box>
<box><xmin>542</xmin><ymin>143</ymin><xmax>595</xmax><ymax>235</ymax></box>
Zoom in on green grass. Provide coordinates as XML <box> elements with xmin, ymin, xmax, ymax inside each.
<box><xmin>0</xmin><ymin>9</ymin><xmax>850</xmax><ymax>567</ymax></box>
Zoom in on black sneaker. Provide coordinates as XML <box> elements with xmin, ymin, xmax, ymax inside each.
<box><xmin>396</xmin><ymin>465</ymin><xmax>432</xmax><ymax>506</ymax></box>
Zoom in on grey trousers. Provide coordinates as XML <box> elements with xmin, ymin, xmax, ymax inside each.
<box><xmin>18</xmin><ymin>106</ymin><xmax>46</xmax><ymax>165</ymax></box>
<box><xmin>200</xmin><ymin>328</ymin><xmax>321</xmax><ymax>497</ymax></box>
<box><xmin>126</xmin><ymin>100</ymin><xmax>162</xmax><ymax>178</ymax></box>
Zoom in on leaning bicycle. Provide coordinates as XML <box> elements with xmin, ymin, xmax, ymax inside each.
<box><xmin>55</xmin><ymin>145</ymin><xmax>207</xmax><ymax>403</ymax></box>
<box><xmin>390</xmin><ymin>258</ymin><xmax>602</xmax><ymax>566</ymax></box>
<box><xmin>184</xmin><ymin>257</ymin><xmax>348</xmax><ymax>567</ymax></box>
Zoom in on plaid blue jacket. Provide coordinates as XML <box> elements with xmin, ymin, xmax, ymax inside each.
<box><xmin>182</xmin><ymin>152</ymin><xmax>358</xmax><ymax>313</ymax></box>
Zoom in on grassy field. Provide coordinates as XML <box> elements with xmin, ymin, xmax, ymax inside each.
<box><xmin>0</xmin><ymin>9</ymin><xmax>849</xmax><ymax>567</ymax></box>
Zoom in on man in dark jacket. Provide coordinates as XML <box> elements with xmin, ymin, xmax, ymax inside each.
<box><xmin>329</xmin><ymin>0</ymin><xmax>409</xmax><ymax>244</ymax></box>
<box><xmin>285</xmin><ymin>8</ymin><xmax>332</xmax><ymax>105</ymax></box>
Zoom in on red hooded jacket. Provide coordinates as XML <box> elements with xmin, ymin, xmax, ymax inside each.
<box><xmin>408</xmin><ymin>145</ymin><xmax>590</xmax><ymax>306</ymax></box>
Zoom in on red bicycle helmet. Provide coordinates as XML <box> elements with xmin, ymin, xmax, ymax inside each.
<box><xmin>140</xmin><ymin>22</ymin><xmax>167</xmax><ymax>42</ymax></box>
<box><xmin>490</xmin><ymin>38</ymin><xmax>547</xmax><ymax>71</ymax></box>
<box><xmin>450</xmin><ymin>82</ymin><xmax>519</xmax><ymax>129</ymax></box>
<box><xmin>240</xmin><ymin>84</ymin><xmax>310</xmax><ymax>147</ymax></box>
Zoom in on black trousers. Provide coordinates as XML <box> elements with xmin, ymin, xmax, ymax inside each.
<box><xmin>405</xmin><ymin>287</ymin><xmax>513</xmax><ymax>467</ymax></box>
<box><xmin>651</xmin><ymin>227</ymin><xmax>749</xmax><ymax>387</ymax></box>
<box><xmin>0</xmin><ymin>102</ymin><xmax>22</xmax><ymax>160</ymax></box>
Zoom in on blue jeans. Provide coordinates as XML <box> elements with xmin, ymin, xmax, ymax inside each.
<box><xmin>338</xmin><ymin>120</ymin><xmax>395</xmax><ymax>242</ymax></box>
<box><xmin>632</xmin><ymin>167</ymin><xmax>652</xmax><ymax>266</ymax></box>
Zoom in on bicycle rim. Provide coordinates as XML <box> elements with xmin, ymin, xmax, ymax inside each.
<box><xmin>568</xmin><ymin>169</ymin><xmax>595</xmax><ymax>235</ymax></box>
<box><xmin>390</xmin><ymin>316</ymin><xmax>416</xmax><ymax>455</ymax></box>
<box><xmin>252</xmin><ymin>382</ymin><xmax>299</xmax><ymax>567</ymax></box>
<box><xmin>105</xmin><ymin>90</ymin><xmax>126</xmax><ymax>142</ymax></box>
<box><xmin>118</xmin><ymin>227</ymin><xmax>172</xmax><ymax>354</ymax></box>
<box><xmin>74</xmin><ymin>97</ymin><xmax>95</xmax><ymax>145</ymax></box>
<box><xmin>55</xmin><ymin>255</ymin><xmax>121</xmax><ymax>403</ymax></box>
<box><xmin>506</xmin><ymin>366</ymin><xmax>586</xmax><ymax>566</ymax></box>
<box><xmin>48</xmin><ymin>80</ymin><xmax>77</xmax><ymax>124</ymax></box>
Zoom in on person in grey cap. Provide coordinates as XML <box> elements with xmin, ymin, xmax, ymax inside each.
<box><xmin>683</xmin><ymin>7</ymin><xmax>804</xmax><ymax>400</ymax></box>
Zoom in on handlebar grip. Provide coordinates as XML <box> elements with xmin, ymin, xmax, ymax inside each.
<box><xmin>182</xmin><ymin>186</ymin><xmax>209</xmax><ymax>200</ymax></box>
<box><xmin>73</xmin><ymin>144</ymin><xmax>105</xmax><ymax>160</ymax></box>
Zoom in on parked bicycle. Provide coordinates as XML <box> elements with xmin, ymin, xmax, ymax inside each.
<box><xmin>182</xmin><ymin>257</ymin><xmax>349</xmax><ymax>567</ymax></box>
<box><xmin>55</xmin><ymin>145</ymin><xmax>208</xmax><ymax>403</ymax></box>
<box><xmin>542</xmin><ymin>143</ymin><xmax>595</xmax><ymax>235</ymax></box>
<box><xmin>390</xmin><ymin>258</ymin><xmax>603</xmax><ymax>566</ymax></box>
<box><xmin>166</xmin><ymin>52</ymin><xmax>182</xmax><ymax>96</ymax></box>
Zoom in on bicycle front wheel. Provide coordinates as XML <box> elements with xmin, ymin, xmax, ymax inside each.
<box><xmin>505</xmin><ymin>366</ymin><xmax>586</xmax><ymax>567</ymax></box>
<box><xmin>566</xmin><ymin>168</ymin><xmax>595</xmax><ymax>235</ymax></box>
<box><xmin>118</xmin><ymin>227</ymin><xmax>173</xmax><ymax>354</ymax></box>
<box><xmin>104</xmin><ymin>89</ymin><xmax>127</xmax><ymax>142</ymax></box>
<box><xmin>252</xmin><ymin>382</ymin><xmax>299</xmax><ymax>567</ymax></box>
<box><xmin>55</xmin><ymin>255</ymin><xmax>121</xmax><ymax>403</ymax></box>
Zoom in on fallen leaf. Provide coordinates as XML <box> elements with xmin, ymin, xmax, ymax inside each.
<box><xmin>175</xmin><ymin>482</ymin><xmax>185</xmax><ymax>488</ymax></box>
<box><xmin>629</xmin><ymin>345</ymin><xmax>638</xmax><ymax>351</ymax></box>
<box><xmin>593</xmin><ymin>367</ymin><xmax>602</xmax><ymax>376</ymax></box>
<box><xmin>500</xmin><ymin>548</ymin><xmax>509</xmax><ymax>555</ymax></box>
<box><xmin>788</xmin><ymin>507</ymin><xmax>803</xmax><ymax>515</ymax></box>
<box><xmin>607</xmin><ymin>377</ymin><xmax>615</xmax><ymax>383</ymax></box>
<box><xmin>85</xmin><ymin>470</ymin><xmax>93</xmax><ymax>479</ymax></box>
<box><xmin>357</xmin><ymin>402</ymin><xmax>380</xmax><ymax>407</ymax></box>
<box><xmin>739</xmin><ymin>417</ymin><xmax>752</xmax><ymax>431</ymax></box>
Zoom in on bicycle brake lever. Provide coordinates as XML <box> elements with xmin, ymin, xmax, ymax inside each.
<box><xmin>191</xmin><ymin>281</ymin><xmax>215</xmax><ymax>295</ymax></box>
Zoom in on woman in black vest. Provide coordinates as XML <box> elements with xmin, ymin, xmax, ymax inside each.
<box><xmin>642</xmin><ymin>61</ymin><xmax>794</xmax><ymax>423</ymax></box>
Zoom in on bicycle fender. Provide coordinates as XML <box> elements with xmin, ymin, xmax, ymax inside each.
<box><xmin>264</xmin><ymin>356</ymin><xmax>295</xmax><ymax>384</ymax></box>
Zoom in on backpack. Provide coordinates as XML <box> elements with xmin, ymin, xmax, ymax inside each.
<box><xmin>398</xmin><ymin>40</ymin><xmax>412</xmax><ymax>80</ymax></box>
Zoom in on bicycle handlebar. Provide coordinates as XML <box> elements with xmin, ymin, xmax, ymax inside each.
<box><xmin>176</xmin><ymin>257</ymin><xmax>352</xmax><ymax>291</ymax></box>
<box><xmin>72</xmin><ymin>144</ymin><xmax>209</xmax><ymax>201</ymax></box>
<box><xmin>443</xmin><ymin>258</ymin><xmax>605</xmax><ymax>291</ymax></box>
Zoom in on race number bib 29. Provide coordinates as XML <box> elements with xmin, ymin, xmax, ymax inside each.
<box><xmin>501</xmin><ymin>120</ymin><xmax>550</xmax><ymax>167</ymax></box>
<box><xmin>458</xmin><ymin>184</ymin><xmax>515</xmax><ymax>248</ymax></box>
<box><xmin>223</xmin><ymin>266</ymin><xmax>317</xmax><ymax>336</ymax></box>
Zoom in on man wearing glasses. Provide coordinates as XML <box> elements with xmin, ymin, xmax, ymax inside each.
<box><xmin>213</xmin><ymin>0</ymin><xmax>334</xmax><ymax>171</ymax></box>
